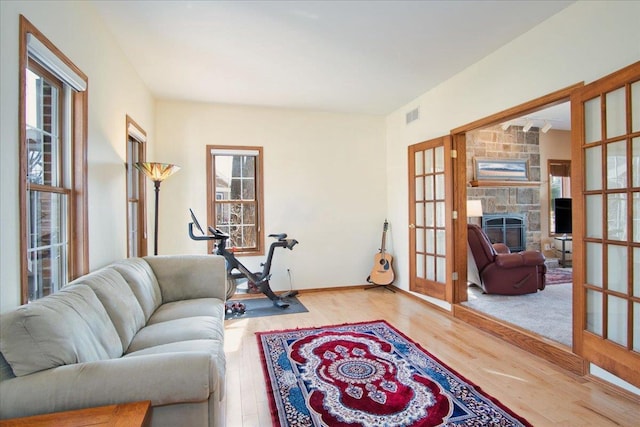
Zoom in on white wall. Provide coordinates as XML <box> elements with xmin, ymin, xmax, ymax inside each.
<box><xmin>154</xmin><ymin>101</ymin><xmax>386</xmax><ymax>292</ymax></box>
<box><xmin>385</xmin><ymin>0</ymin><xmax>640</xmax><ymax>296</ymax></box>
<box><xmin>0</xmin><ymin>1</ymin><xmax>155</xmax><ymax>312</ymax></box>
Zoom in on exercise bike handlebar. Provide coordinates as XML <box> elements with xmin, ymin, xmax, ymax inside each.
<box><xmin>189</xmin><ymin>221</ymin><xmax>297</xmax><ymax>249</ymax></box>
<box><xmin>188</xmin><ymin>222</ymin><xmax>230</xmax><ymax>241</ymax></box>
<box><xmin>188</xmin><ymin>222</ymin><xmax>212</xmax><ymax>241</ymax></box>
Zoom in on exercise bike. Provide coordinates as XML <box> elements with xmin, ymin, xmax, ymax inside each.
<box><xmin>188</xmin><ymin>209</ymin><xmax>299</xmax><ymax>309</ymax></box>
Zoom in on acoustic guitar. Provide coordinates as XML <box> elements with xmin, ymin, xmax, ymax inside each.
<box><xmin>367</xmin><ymin>220</ymin><xmax>395</xmax><ymax>285</ymax></box>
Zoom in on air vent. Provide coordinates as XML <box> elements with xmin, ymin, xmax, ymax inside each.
<box><xmin>406</xmin><ymin>107</ymin><xmax>420</xmax><ymax>124</ymax></box>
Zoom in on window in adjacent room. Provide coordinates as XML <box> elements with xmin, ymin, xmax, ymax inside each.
<box><xmin>126</xmin><ymin>116</ymin><xmax>147</xmax><ymax>258</ymax></box>
<box><xmin>19</xmin><ymin>16</ymin><xmax>88</xmax><ymax>303</ymax></box>
<box><xmin>207</xmin><ymin>146</ymin><xmax>264</xmax><ymax>256</ymax></box>
<box><xmin>548</xmin><ymin>159</ymin><xmax>571</xmax><ymax>236</ymax></box>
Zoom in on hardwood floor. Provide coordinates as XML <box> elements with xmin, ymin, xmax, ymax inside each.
<box><xmin>223</xmin><ymin>288</ymin><xmax>639</xmax><ymax>426</ymax></box>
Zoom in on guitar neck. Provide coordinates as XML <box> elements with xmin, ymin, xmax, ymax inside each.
<box><xmin>380</xmin><ymin>220</ymin><xmax>388</xmax><ymax>255</ymax></box>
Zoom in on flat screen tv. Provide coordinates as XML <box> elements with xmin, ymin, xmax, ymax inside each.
<box><xmin>554</xmin><ymin>198</ymin><xmax>572</xmax><ymax>235</ymax></box>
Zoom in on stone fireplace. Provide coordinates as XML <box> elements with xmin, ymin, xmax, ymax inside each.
<box><xmin>467</xmin><ymin>125</ymin><xmax>541</xmax><ymax>251</ymax></box>
<box><xmin>482</xmin><ymin>213</ymin><xmax>526</xmax><ymax>252</ymax></box>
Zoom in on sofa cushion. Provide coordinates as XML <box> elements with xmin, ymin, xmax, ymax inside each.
<box><xmin>126</xmin><ymin>317</ymin><xmax>224</xmax><ymax>353</ymax></box>
<box><xmin>71</xmin><ymin>268</ymin><xmax>146</xmax><ymax>350</ymax></box>
<box><xmin>110</xmin><ymin>258</ymin><xmax>163</xmax><ymax>321</ymax></box>
<box><xmin>147</xmin><ymin>298</ymin><xmax>224</xmax><ymax>325</ymax></box>
<box><xmin>0</xmin><ymin>285</ymin><xmax>122</xmax><ymax>376</ymax></box>
<box><xmin>0</xmin><ymin>352</ymin><xmax>16</xmax><ymax>381</ymax></box>
<box><xmin>144</xmin><ymin>255</ymin><xmax>227</xmax><ymax>303</ymax></box>
<box><xmin>124</xmin><ymin>339</ymin><xmax>225</xmax><ymax>398</ymax></box>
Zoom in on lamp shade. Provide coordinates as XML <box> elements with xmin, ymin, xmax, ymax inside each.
<box><xmin>467</xmin><ymin>199</ymin><xmax>483</xmax><ymax>218</ymax></box>
<box><xmin>135</xmin><ymin>162</ymin><xmax>180</xmax><ymax>182</ymax></box>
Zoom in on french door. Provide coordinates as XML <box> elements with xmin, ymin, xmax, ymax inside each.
<box><xmin>408</xmin><ymin>136</ymin><xmax>454</xmax><ymax>302</ymax></box>
<box><xmin>572</xmin><ymin>61</ymin><xmax>640</xmax><ymax>387</ymax></box>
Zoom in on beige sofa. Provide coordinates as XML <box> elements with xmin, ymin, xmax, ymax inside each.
<box><xmin>0</xmin><ymin>255</ymin><xmax>227</xmax><ymax>427</ymax></box>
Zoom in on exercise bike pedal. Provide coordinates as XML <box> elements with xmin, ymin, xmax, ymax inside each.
<box><xmin>280</xmin><ymin>290</ymin><xmax>299</xmax><ymax>298</ymax></box>
<box><xmin>274</xmin><ymin>299</ymin><xmax>290</xmax><ymax>309</ymax></box>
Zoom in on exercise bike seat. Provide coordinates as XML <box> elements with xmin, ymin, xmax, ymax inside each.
<box><xmin>268</xmin><ymin>233</ymin><xmax>287</xmax><ymax>241</ymax></box>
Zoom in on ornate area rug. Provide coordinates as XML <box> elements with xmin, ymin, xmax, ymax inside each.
<box><xmin>545</xmin><ymin>267</ymin><xmax>573</xmax><ymax>285</ymax></box>
<box><xmin>256</xmin><ymin>320</ymin><xmax>532</xmax><ymax>426</ymax></box>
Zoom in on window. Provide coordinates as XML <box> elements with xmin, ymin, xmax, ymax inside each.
<box><xmin>126</xmin><ymin>116</ymin><xmax>147</xmax><ymax>258</ymax></box>
<box><xmin>548</xmin><ymin>159</ymin><xmax>571</xmax><ymax>236</ymax></box>
<box><xmin>207</xmin><ymin>146</ymin><xmax>264</xmax><ymax>255</ymax></box>
<box><xmin>19</xmin><ymin>16</ymin><xmax>88</xmax><ymax>303</ymax></box>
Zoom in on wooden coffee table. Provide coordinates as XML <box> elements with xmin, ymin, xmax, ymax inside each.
<box><xmin>0</xmin><ymin>400</ymin><xmax>151</xmax><ymax>427</ymax></box>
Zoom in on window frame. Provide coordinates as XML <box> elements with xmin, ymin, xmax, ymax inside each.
<box><xmin>206</xmin><ymin>145</ymin><xmax>264</xmax><ymax>256</ymax></box>
<box><xmin>125</xmin><ymin>115</ymin><xmax>148</xmax><ymax>258</ymax></box>
<box><xmin>548</xmin><ymin>159</ymin><xmax>572</xmax><ymax>237</ymax></box>
<box><xmin>19</xmin><ymin>15</ymin><xmax>88</xmax><ymax>303</ymax></box>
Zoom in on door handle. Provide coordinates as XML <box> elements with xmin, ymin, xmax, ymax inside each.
<box><xmin>409</xmin><ymin>224</ymin><xmax>416</xmax><ymax>229</ymax></box>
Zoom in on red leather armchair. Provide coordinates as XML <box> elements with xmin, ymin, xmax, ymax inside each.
<box><xmin>467</xmin><ymin>223</ymin><xmax>546</xmax><ymax>295</ymax></box>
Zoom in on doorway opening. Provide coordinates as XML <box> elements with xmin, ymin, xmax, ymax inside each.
<box><xmin>451</xmin><ymin>84</ymin><xmax>585</xmax><ymax>375</ymax></box>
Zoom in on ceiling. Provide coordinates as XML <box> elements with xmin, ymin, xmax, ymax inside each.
<box><xmin>503</xmin><ymin>102</ymin><xmax>571</xmax><ymax>132</ymax></box>
<box><xmin>91</xmin><ymin>0</ymin><xmax>574</xmax><ymax>116</ymax></box>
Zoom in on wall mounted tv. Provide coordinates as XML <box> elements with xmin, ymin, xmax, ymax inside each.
<box><xmin>554</xmin><ymin>198</ymin><xmax>572</xmax><ymax>235</ymax></box>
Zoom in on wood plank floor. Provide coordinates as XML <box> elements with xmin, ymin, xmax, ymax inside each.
<box><xmin>223</xmin><ymin>288</ymin><xmax>639</xmax><ymax>426</ymax></box>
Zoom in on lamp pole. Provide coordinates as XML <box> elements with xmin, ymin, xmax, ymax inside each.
<box><xmin>153</xmin><ymin>180</ymin><xmax>161</xmax><ymax>255</ymax></box>
<box><xmin>135</xmin><ymin>162</ymin><xmax>180</xmax><ymax>256</ymax></box>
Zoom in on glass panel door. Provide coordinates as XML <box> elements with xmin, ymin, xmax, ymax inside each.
<box><xmin>408</xmin><ymin>136</ymin><xmax>453</xmax><ymax>301</ymax></box>
<box><xmin>574</xmin><ymin>62</ymin><xmax>640</xmax><ymax>388</ymax></box>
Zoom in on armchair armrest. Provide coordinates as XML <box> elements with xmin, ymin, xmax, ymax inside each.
<box><xmin>495</xmin><ymin>251</ymin><xmax>545</xmax><ymax>269</ymax></box>
<box><xmin>0</xmin><ymin>352</ymin><xmax>215</xmax><ymax>419</ymax></box>
<box><xmin>144</xmin><ymin>255</ymin><xmax>227</xmax><ymax>302</ymax></box>
<box><xmin>492</xmin><ymin>243</ymin><xmax>511</xmax><ymax>254</ymax></box>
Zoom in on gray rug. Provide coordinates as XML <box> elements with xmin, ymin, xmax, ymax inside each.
<box><xmin>225</xmin><ymin>296</ymin><xmax>308</xmax><ymax>320</ymax></box>
<box><xmin>462</xmin><ymin>283</ymin><xmax>572</xmax><ymax>347</ymax></box>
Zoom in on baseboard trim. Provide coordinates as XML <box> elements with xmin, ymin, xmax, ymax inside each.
<box><xmin>453</xmin><ymin>304</ymin><xmax>587</xmax><ymax>376</ymax></box>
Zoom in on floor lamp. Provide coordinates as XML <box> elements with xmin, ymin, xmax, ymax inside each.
<box><xmin>135</xmin><ymin>162</ymin><xmax>180</xmax><ymax>255</ymax></box>
<box><xmin>466</xmin><ymin>199</ymin><xmax>483</xmax><ymax>226</ymax></box>
<box><xmin>466</xmin><ymin>199</ymin><xmax>484</xmax><ymax>286</ymax></box>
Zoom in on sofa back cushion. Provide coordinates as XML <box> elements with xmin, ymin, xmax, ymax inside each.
<box><xmin>145</xmin><ymin>255</ymin><xmax>227</xmax><ymax>303</ymax></box>
<box><xmin>70</xmin><ymin>268</ymin><xmax>146</xmax><ymax>350</ymax></box>
<box><xmin>0</xmin><ymin>285</ymin><xmax>122</xmax><ymax>377</ymax></box>
<box><xmin>110</xmin><ymin>258</ymin><xmax>162</xmax><ymax>321</ymax></box>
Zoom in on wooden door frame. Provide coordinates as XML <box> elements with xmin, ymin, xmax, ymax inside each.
<box><xmin>449</xmin><ymin>83</ymin><xmax>588</xmax><ymax>375</ymax></box>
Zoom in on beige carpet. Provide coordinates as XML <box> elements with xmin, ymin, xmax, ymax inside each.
<box><xmin>462</xmin><ymin>282</ymin><xmax>572</xmax><ymax>347</ymax></box>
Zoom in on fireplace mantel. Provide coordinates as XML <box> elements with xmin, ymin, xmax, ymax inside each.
<box><xmin>469</xmin><ymin>180</ymin><xmax>540</xmax><ymax>187</ymax></box>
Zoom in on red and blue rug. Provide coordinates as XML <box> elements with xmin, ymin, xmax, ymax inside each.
<box><xmin>257</xmin><ymin>320</ymin><xmax>532</xmax><ymax>426</ymax></box>
<box><xmin>545</xmin><ymin>267</ymin><xmax>573</xmax><ymax>285</ymax></box>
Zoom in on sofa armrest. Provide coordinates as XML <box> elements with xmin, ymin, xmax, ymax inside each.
<box><xmin>495</xmin><ymin>251</ymin><xmax>545</xmax><ymax>269</ymax></box>
<box><xmin>0</xmin><ymin>352</ymin><xmax>215</xmax><ymax>420</ymax></box>
<box><xmin>144</xmin><ymin>255</ymin><xmax>227</xmax><ymax>303</ymax></box>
